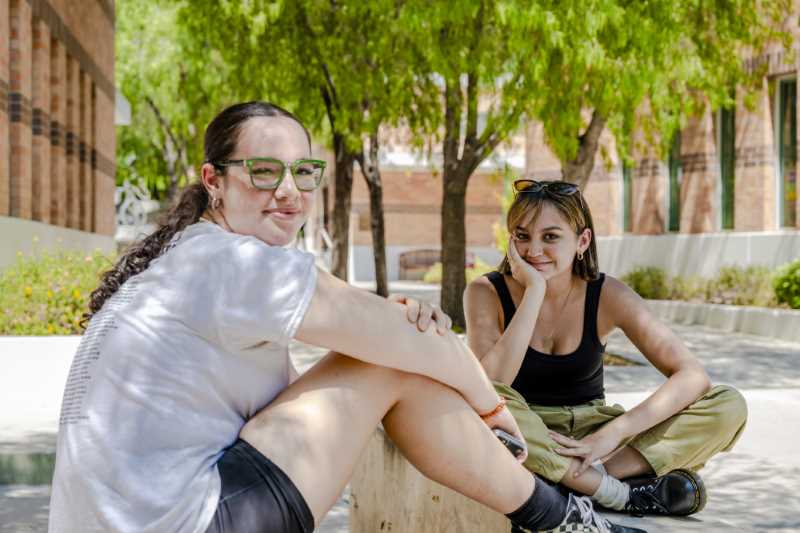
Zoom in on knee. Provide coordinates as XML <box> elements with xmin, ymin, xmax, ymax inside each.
<box><xmin>707</xmin><ymin>385</ymin><xmax>748</xmax><ymax>433</ymax></box>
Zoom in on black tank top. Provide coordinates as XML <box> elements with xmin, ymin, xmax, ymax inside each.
<box><xmin>485</xmin><ymin>271</ymin><xmax>606</xmax><ymax>406</ymax></box>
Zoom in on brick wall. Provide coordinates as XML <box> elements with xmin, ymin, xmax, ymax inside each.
<box><xmin>31</xmin><ymin>17</ymin><xmax>50</xmax><ymax>224</ymax></box>
<box><xmin>0</xmin><ymin>0</ymin><xmax>116</xmax><ymax>236</ymax></box>
<box><xmin>10</xmin><ymin>0</ymin><xmax>33</xmax><ymax>220</ymax></box>
<box><xmin>734</xmin><ymin>80</ymin><xmax>776</xmax><ymax>230</ymax></box>
<box><xmin>0</xmin><ymin>0</ymin><xmax>9</xmax><ymax>216</ymax></box>
<box><xmin>349</xmin><ymin>168</ymin><xmax>506</xmax><ymax>247</ymax></box>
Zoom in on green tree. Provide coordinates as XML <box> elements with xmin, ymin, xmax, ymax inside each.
<box><xmin>180</xmin><ymin>1</ymin><xmax>438</xmax><ymax>294</ymax></box>
<box><xmin>399</xmin><ymin>1</ymin><xmax>550</xmax><ymax>327</ymax></box>
<box><xmin>116</xmin><ymin>0</ymin><xmax>244</xmax><ymax>201</ymax></box>
<box><xmin>400</xmin><ymin>0</ymin><xmax>790</xmax><ymax>327</ymax></box>
<box><xmin>527</xmin><ymin>0</ymin><xmax>790</xmax><ymax>189</ymax></box>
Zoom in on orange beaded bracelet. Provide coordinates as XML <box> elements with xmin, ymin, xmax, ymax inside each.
<box><xmin>479</xmin><ymin>397</ymin><xmax>507</xmax><ymax>419</ymax></box>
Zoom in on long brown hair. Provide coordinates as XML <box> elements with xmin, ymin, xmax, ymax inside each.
<box><xmin>82</xmin><ymin>102</ymin><xmax>310</xmax><ymax>326</ymax></box>
<box><xmin>497</xmin><ymin>182</ymin><xmax>599</xmax><ymax>281</ymax></box>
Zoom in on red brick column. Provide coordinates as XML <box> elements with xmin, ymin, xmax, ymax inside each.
<box><xmin>9</xmin><ymin>0</ymin><xmax>33</xmax><ymax>220</ymax></box>
<box><xmin>79</xmin><ymin>71</ymin><xmax>92</xmax><ymax>231</ymax></box>
<box><xmin>628</xmin><ymin>122</ymin><xmax>667</xmax><ymax>234</ymax></box>
<box><xmin>65</xmin><ymin>55</ymin><xmax>80</xmax><ymax>229</ymax></box>
<box><xmin>680</xmin><ymin>108</ymin><xmax>717</xmax><ymax>233</ymax></box>
<box><xmin>49</xmin><ymin>38</ymin><xmax>67</xmax><ymax>226</ymax></box>
<box><xmin>0</xmin><ymin>0</ymin><xmax>10</xmax><ymax>216</ymax></box>
<box><xmin>93</xmin><ymin>86</ymin><xmax>116</xmax><ymax>236</ymax></box>
<box><xmin>734</xmin><ymin>80</ymin><xmax>776</xmax><ymax>231</ymax></box>
<box><xmin>31</xmin><ymin>18</ymin><xmax>51</xmax><ymax>224</ymax></box>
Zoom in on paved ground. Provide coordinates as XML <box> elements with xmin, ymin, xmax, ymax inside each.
<box><xmin>1</xmin><ymin>293</ymin><xmax>799</xmax><ymax>532</ymax></box>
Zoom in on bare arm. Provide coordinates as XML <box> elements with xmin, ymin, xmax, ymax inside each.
<box><xmin>464</xmin><ymin>278</ymin><xmax>544</xmax><ymax>383</ymax></box>
<box><xmin>464</xmin><ymin>237</ymin><xmax>546</xmax><ymax>384</ymax></box>
<box><xmin>295</xmin><ymin>268</ymin><xmax>499</xmax><ymax>414</ymax></box>
<box><xmin>599</xmin><ymin>276</ymin><xmax>711</xmax><ymax>441</ymax></box>
<box><xmin>550</xmin><ymin>276</ymin><xmax>712</xmax><ymax>475</ymax></box>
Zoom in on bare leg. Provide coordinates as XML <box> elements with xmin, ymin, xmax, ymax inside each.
<box><xmin>240</xmin><ymin>353</ymin><xmax>535</xmax><ymax>525</ymax></box>
<box><xmin>558</xmin><ymin>459</ymin><xmax>604</xmax><ymax>495</ymax></box>
<box><xmin>603</xmin><ymin>446</ymin><xmax>655</xmax><ymax>480</ymax></box>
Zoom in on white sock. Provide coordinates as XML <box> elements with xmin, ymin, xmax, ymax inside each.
<box><xmin>591</xmin><ymin>472</ymin><xmax>630</xmax><ymax>511</ymax></box>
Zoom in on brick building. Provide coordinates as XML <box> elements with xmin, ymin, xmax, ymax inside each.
<box><xmin>346</xmin><ymin>127</ymin><xmax>523</xmax><ymax>281</ymax></box>
<box><xmin>345</xmin><ymin>27</ymin><xmax>800</xmax><ymax>282</ymax></box>
<box><xmin>0</xmin><ymin>0</ymin><xmax>117</xmax><ymax>267</ymax></box>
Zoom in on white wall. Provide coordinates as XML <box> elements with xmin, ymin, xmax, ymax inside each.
<box><xmin>351</xmin><ymin>245</ymin><xmax>504</xmax><ymax>282</ymax></box>
<box><xmin>0</xmin><ymin>216</ymin><xmax>116</xmax><ymax>269</ymax></box>
<box><xmin>350</xmin><ymin>231</ymin><xmax>800</xmax><ymax>282</ymax></box>
<box><xmin>597</xmin><ymin>231</ymin><xmax>800</xmax><ymax>277</ymax></box>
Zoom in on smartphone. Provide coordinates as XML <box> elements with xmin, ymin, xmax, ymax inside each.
<box><xmin>493</xmin><ymin>428</ymin><xmax>526</xmax><ymax>459</ymax></box>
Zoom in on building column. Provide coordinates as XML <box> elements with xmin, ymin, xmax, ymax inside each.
<box><xmin>680</xmin><ymin>107</ymin><xmax>718</xmax><ymax>233</ymax></box>
<box><xmin>93</xmin><ymin>87</ymin><xmax>115</xmax><ymax>236</ymax></box>
<box><xmin>734</xmin><ymin>79</ymin><xmax>776</xmax><ymax>231</ymax></box>
<box><xmin>79</xmin><ymin>71</ymin><xmax>92</xmax><ymax>231</ymax></box>
<box><xmin>629</xmin><ymin>123</ymin><xmax>667</xmax><ymax>234</ymax></box>
<box><xmin>65</xmin><ymin>55</ymin><xmax>79</xmax><ymax>229</ymax></box>
<box><xmin>49</xmin><ymin>38</ymin><xmax>66</xmax><ymax>226</ymax></box>
<box><xmin>31</xmin><ymin>17</ymin><xmax>51</xmax><ymax>224</ymax></box>
<box><xmin>0</xmin><ymin>0</ymin><xmax>10</xmax><ymax>217</ymax></box>
<box><xmin>9</xmin><ymin>0</ymin><xmax>33</xmax><ymax>220</ymax></box>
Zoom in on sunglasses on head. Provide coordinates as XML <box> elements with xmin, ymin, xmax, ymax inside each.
<box><xmin>513</xmin><ymin>179</ymin><xmax>579</xmax><ymax>196</ymax></box>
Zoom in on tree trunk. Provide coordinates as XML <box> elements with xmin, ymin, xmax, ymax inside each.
<box><xmin>331</xmin><ymin>133</ymin><xmax>357</xmax><ymax>280</ymax></box>
<box><xmin>561</xmin><ymin>109</ymin><xmax>607</xmax><ymax>190</ymax></box>
<box><xmin>358</xmin><ymin>132</ymin><xmax>389</xmax><ymax>297</ymax></box>
<box><xmin>440</xmin><ymin>171</ymin><xmax>469</xmax><ymax>330</ymax></box>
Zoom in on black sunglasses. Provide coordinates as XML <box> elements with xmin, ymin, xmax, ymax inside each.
<box><xmin>513</xmin><ymin>179</ymin><xmax>579</xmax><ymax>196</ymax></box>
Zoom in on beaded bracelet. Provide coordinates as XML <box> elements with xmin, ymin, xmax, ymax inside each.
<box><xmin>479</xmin><ymin>397</ymin><xmax>507</xmax><ymax>420</ymax></box>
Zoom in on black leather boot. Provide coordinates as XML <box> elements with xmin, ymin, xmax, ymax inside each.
<box><xmin>624</xmin><ymin>469</ymin><xmax>707</xmax><ymax>516</ymax></box>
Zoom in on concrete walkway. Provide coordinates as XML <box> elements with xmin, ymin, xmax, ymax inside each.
<box><xmin>1</xmin><ymin>320</ymin><xmax>799</xmax><ymax>532</ymax></box>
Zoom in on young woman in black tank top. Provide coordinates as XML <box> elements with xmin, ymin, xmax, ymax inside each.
<box><xmin>464</xmin><ymin>179</ymin><xmax>747</xmax><ymax>518</ymax></box>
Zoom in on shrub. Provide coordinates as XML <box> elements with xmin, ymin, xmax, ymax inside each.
<box><xmin>621</xmin><ymin>266</ymin><xmax>670</xmax><ymax>300</ymax></box>
<box><xmin>706</xmin><ymin>265</ymin><xmax>776</xmax><ymax>307</ymax></box>
<box><xmin>0</xmin><ymin>249</ymin><xmax>115</xmax><ymax>335</ymax></box>
<box><xmin>669</xmin><ymin>274</ymin><xmax>708</xmax><ymax>302</ymax></box>
<box><xmin>774</xmin><ymin>258</ymin><xmax>800</xmax><ymax>309</ymax></box>
<box><xmin>423</xmin><ymin>256</ymin><xmax>495</xmax><ymax>285</ymax></box>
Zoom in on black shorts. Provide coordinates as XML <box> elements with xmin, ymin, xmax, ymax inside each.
<box><xmin>206</xmin><ymin>439</ymin><xmax>314</xmax><ymax>533</ymax></box>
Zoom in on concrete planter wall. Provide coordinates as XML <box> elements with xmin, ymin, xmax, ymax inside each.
<box><xmin>646</xmin><ymin>300</ymin><xmax>800</xmax><ymax>344</ymax></box>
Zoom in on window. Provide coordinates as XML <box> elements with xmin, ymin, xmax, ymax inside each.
<box><xmin>779</xmin><ymin>79</ymin><xmax>797</xmax><ymax>228</ymax></box>
<box><xmin>668</xmin><ymin>132</ymin><xmax>682</xmax><ymax>232</ymax></box>
<box><xmin>719</xmin><ymin>107</ymin><xmax>736</xmax><ymax>230</ymax></box>
<box><xmin>622</xmin><ymin>163</ymin><xmax>632</xmax><ymax>232</ymax></box>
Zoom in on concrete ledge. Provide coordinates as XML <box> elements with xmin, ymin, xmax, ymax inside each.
<box><xmin>0</xmin><ymin>217</ymin><xmax>115</xmax><ymax>270</ymax></box>
<box><xmin>646</xmin><ymin>300</ymin><xmax>800</xmax><ymax>344</ymax></box>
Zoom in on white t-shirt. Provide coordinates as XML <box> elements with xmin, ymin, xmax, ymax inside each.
<box><xmin>48</xmin><ymin>221</ymin><xmax>317</xmax><ymax>533</ymax></box>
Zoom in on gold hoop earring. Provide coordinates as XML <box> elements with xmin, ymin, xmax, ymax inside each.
<box><xmin>577</xmin><ymin>250</ymin><xmax>584</xmax><ymax>261</ymax></box>
<box><xmin>211</xmin><ymin>197</ymin><xmax>222</xmax><ymax>210</ymax></box>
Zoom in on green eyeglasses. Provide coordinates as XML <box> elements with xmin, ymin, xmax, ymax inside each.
<box><xmin>214</xmin><ymin>157</ymin><xmax>327</xmax><ymax>191</ymax></box>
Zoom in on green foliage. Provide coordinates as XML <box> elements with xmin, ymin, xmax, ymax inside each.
<box><xmin>521</xmin><ymin>0</ymin><xmax>791</xmax><ymax>166</ymax></box>
<box><xmin>706</xmin><ymin>265</ymin><xmax>775</xmax><ymax>307</ymax></box>
<box><xmin>0</xmin><ymin>250</ymin><xmax>115</xmax><ymax>335</ymax></box>
<box><xmin>668</xmin><ymin>274</ymin><xmax>708</xmax><ymax>302</ymax></box>
<box><xmin>774</xmin><ymin>259</ymin><xmax>800</xmax><ymax>309</ymax></box>
<box><xmin>625</xmin><ymin>264</ymin><xmax>782</xmax><ymax>308</ymax></box>
<box><xmin>423</xmin><ymin>257</ymin><xmax>495</xmax><ymax>285</ymax></box>
<box><xmin>492</xmin><ymin>166</ymin><xmax>518</xmax><ymax>256</ymax></box>
<box><xmin>117</xmin><ymin>0</ymin><xmax>247</xmax><ymax>200</ymax></box>
<box><xmin>622</xmin><ymin>266</ymin><xmax>670</xmax><ymax>300</ymax></box>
